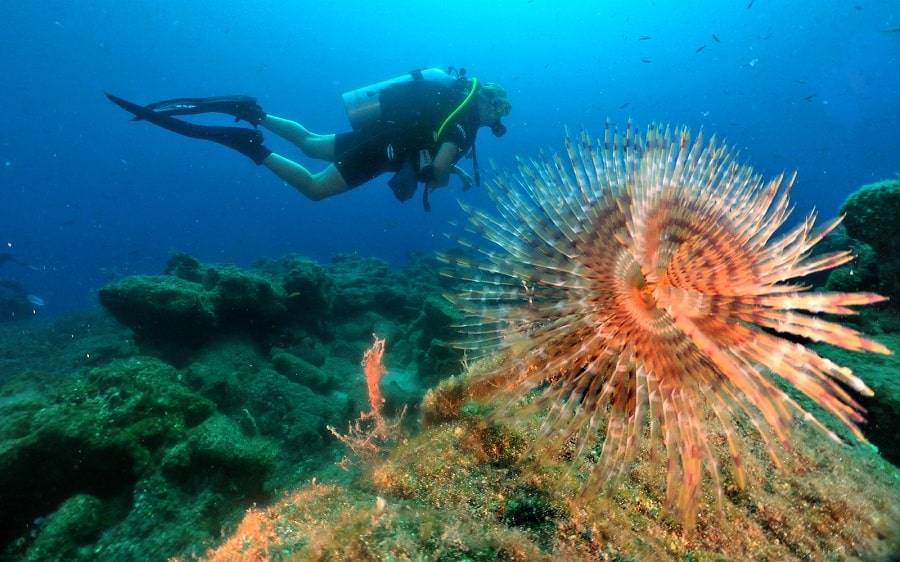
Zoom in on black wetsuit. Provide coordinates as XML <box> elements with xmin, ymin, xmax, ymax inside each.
<box><xmin>333</xmin><ymin>80</ymin><xmax>479</xmax><ymax>191</ymax></box>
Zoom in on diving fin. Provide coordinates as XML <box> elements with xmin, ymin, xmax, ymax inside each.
<box><xmin>135</xmin><ymin>95</ymin><xmax>265</xmax><ymax>126</ymax></box>
<box><xmin>106</xmin><ymin>93</ymin><xmax>272</xmax><ymax>165</ymax></box>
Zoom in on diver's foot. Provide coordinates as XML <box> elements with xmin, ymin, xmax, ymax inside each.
<box><xmin>106</xmin><ymin>93</ymin><xmax>272</xmax><ymax>164</ymax></box>
<box><xmin>207</xmin><ymin>127</ymin><xmax>271</xmax><ymax>164</ymax></box>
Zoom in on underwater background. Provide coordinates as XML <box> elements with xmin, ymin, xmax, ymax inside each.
<box><xmin>1</xmin><ymin>1</ymin><xmax>899</xmax><ymax>561</ymax></box>
<box><xmin>2</xmin><ymin>0</ymin><xmax>898</xmax><ymax>314</ymax></box>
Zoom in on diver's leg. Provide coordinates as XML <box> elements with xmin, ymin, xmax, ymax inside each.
<box><xmin>261</xmin><ymin>115</ymin><xmax>336</xmax><ymax>161</ymax></box>
<box><xmin>263</xmin><ymin>154</ymin><xmax>351</xmax><ymax>201</ymax></box>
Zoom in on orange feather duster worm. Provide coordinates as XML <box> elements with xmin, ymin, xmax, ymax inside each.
<box><xmin>443</xmin><ymin>123</ymin><xmax>890</xmax><ymax>529</ymax></box>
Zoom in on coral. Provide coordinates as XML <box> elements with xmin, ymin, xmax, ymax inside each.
<box><xmin>442</xmin><ymin>124</ymin><xmax>891</xmax><ymax>529</ymax></box>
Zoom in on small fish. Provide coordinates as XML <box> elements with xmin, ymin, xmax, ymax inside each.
<box><xmin>639</xmin><ymin>35</ymin><xmax>652</xmax><ymax>40</ymax></box>
<box><xmin>701</xmin><ymin>111</ymin><xmax>711</xmax><ymax>117</ymax></box>
<box><xmin>695</xmin><ymin>45</ymin><xmax>706</xmax><ymax>53</ymax></box>
<box><xmin>747</xmin><ymin>0</ymin><xmax>755</xmax><ymax>8</ymax></box>
<box><xmin>748</xmin><ymin>58</ymin><xmax>759</xmax><ymax>67</ymax></box>
<box><xmin>803</xmin><ymin>93</ymin><xmax>817</xmax><ymax>101</ymax></box>
<box><xmin>712</xmin><ymin>33</ymin><xmax>721</xmax><ymax>43</ymax></box>
<box><xmin>641</xmin><ymin>58</ymin><xmax>652</xmax><ymax>63</ymax></box>
<box><xmin>618</xmin><ymin>102</ymin><xmax>630</xmax><ymax>109</ymax></box>
<box><xmin>287</xmin><ymin>292</ymin><xmax>302</xmax><ymax>298</ymax></box>
<box><xmin>27</xmin><ymin>295</ymin><xmax>45</xmax><ymax>307</ymax></box>
<box><xmin>880</xmin><ymin>27</ymin><xmax>900</xmax><ymax>33</ymax></box>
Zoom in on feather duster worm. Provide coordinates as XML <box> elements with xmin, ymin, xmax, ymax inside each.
<box><xmin>442</xmin><ymin>123</ymin><xmax>890</xmax><ymax>529</ymax></box>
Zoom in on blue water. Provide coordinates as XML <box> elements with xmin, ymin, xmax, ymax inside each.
<box><xmin>1</xmin><ymin>1</ymin><xmax>898</xmax><ymax>314</ymax></box>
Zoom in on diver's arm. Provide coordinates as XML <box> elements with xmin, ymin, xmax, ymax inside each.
<box><xmin>426</xmin><ymin>142</ymin><xmax>460</xmax><ymax>188</ymax></box>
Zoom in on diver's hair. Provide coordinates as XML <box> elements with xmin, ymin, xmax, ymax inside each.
<box><xmin>479</xmin><ymin>82</ymin><xmax>511</xmax><ymax>115</ymax></box>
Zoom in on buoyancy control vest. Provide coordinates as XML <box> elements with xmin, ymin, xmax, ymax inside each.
<box><xmin>341</xmin><ymin>68</ymin><xmax>482</xmax><ymax>210</ymax></box>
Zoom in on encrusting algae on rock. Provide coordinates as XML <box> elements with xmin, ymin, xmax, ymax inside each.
<box><xmin>197</xmin><ymin>354</ymin><xmax>900</xmax><ymax>561</ymax></box>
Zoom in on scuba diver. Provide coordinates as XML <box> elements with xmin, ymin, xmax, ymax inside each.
<box><xmin>106</xmin><ymin>67</ymin><xmax>511</xmax><ymax>211</ymax></box>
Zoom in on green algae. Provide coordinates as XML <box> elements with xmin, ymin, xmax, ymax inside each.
<box><xmin>502</xmin><ymin>486</ymin><xmax>567</xmax><ymax>550</ymax></box>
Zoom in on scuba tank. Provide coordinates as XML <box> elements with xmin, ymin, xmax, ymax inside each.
<box><xmin>341</xmin><ymin>67</ymin><xmax>461</xmax><ymax>130</ymax></box>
